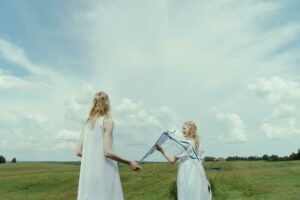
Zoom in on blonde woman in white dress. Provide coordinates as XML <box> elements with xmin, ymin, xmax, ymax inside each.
<box><xmin>76</xmin><ymin>91</ymin><xmax>141</xmax><ymax>200</ymax></box>
<box><xmin>156</xmin><ymin>121</ymin><xmax>212</xmax><ymax>200</ymax></box>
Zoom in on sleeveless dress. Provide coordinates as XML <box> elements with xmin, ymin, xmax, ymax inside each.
<box><xmin>77</xmin><ymin>117</ymin><xmax>124</xmax><ymax>200</ymax></box>
<box><xmin>175</xmin><ymin>138</ymin><xmax>212</xmax><ymax>200</ymax></box>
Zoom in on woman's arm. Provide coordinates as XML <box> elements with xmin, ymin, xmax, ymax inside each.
<box><xmin>156</xmin><ymin>144</ymin><xmax>178</xmax><ymax>164</ymax></box>
<box><xmin>76</xmin><ymin>126</ymin><xmax>84</xmax><ymax>157</ymax></box>
<box><xmin>103</xmin><ymin>118</ymin><xmax>141</xmax><ymax>171</ymax></box>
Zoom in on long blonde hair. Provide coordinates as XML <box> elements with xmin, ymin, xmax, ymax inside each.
<box><xmin>184</xmin><ymin>121</ymin><xmax>200</xmax><ymax>152</ymax></box>
<box><xmin>86</xmin><ymin>91</ymin><xmax>110</xmax><ymax>128</ymax></box>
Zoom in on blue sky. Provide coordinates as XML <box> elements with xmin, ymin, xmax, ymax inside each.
<box><xmin>0</xmin><ymin>0</ymin><xmax>300</xmax><ymax>161</ymax></box>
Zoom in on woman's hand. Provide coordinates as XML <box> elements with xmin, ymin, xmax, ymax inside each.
<box><xmin>156</xmin><ymin>144</ymin><xmax>178</xmax><ymax>164</ymax></box>
<box><xmin>129</xmin><ymin>161</ymin><xmax>142</xmax><ymax>171</ymax></box>
<box><xmin>76</xmin><ymin>150</ymin><xmax>82</xmax><ymax>157</ymax></box>
<box><xmin>155</xmin><ymin>144</ymin><xmax>164</xmax><ymax>153</ymax></box>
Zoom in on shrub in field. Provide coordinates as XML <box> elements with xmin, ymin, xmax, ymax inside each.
<box><xmin>209</xmin><ymin>179</ymin><xmax>215</xmax><ymax>194</ymax></box>
<box><xmin>169</xmin><ymin>179</ymin><xmax>214</xmax><ymax>199</ymax></box>
<box><xmin>12</xmin><ymin>157</ymin><xmax>17</xmax><ymax>163</ymax></box>
<box><xmin>0</xmin><ymin>155</ymin><xmax>6</xmax><ymax>164</ymax></box>
<box><xmin>289</xmin><ymin>149</ymin><xmax>300</xmax><ymax>160</ymax></box>
<box><xmin>169</xmin><ymin>180</ymin><xmax>177</xmax><ymax>200</ymax></box>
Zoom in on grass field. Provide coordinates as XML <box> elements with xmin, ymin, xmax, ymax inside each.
<box><xmin>0</xmin><ymin>161</ymin><xmax>299</xmax><ymax>200</ymax></box>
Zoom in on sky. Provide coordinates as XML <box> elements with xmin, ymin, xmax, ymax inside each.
<box><xmin>0</xmin><ymin>0</ymin><xmax>300</xmax><ymax>161</ymax></box>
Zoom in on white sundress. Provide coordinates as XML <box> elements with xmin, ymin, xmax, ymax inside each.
<box><xmin>175</xmin><ymin>138</ymin><xmax>212</xmax><ymax>200</ymax></box>
<box><xmin>77</xmin><ymin>117</ymin><xmax>124</xmax><ymax>200</ymax></box>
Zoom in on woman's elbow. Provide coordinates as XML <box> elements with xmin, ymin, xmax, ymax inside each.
<box><xmin>104</xmin><ymin>150</ymin><xmax>113</xmax><ymax>158</ymax></box>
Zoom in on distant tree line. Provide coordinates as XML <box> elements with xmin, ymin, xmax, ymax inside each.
<box><xmin>1</xmin><ymin>149</ymin><xmax>300</xmax><ymax>163</ymax></box>
<box><xmin>0</xmin><ymin>155</ymin><xmax>5</xmax><ymax>163</ymax></box>
<box><xmin>205</xmin><ymin>149</ymin><xmax>300</xmax><ymax>162</ymax></box>
<box><xmin>0</xmin><ymin>155</ymin><xmax>17</xmax><ymax>164</ymax></box>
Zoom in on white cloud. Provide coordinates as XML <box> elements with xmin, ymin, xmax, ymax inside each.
<box><xmin>114</xmin><ymin>98</ymin><xmax>163</xmax><ymax>130</ymax></box>
<box><xmin>216</xmin><ymin>112</ymin><xmax>248</xmax><ymax>143</ymax></box>
<box><xmin>73</xmin><ymin>1</ymin><xmax>299</xmax><ymax>87</ymax></box>
<box><xmin>0</xmin><ymin>38</ymin><xmax>84</xmax><ymax>159</ymax></box>
<box><xmin>1</xmin><ymin>140</ymin><xmax>7</xmax><ymax>148</ymax></box>
<box><xmin>0</xmin><ymin>37</ymin><xmax>76</xmax><ymax>96</ymax></box>
<box><xmin>0</xmin><ymin>38</ymin><xmax>47</xmax><ymax>76</ymax></box>
<box><xmin>115</xmin><ymin>98</ymin><xmax>144</xmax><ymax>113</ymax></box>
<box><xmin>0</xmin><ymin>70</ymin><xmax>38</xmax><ymax>90</ymax></box>
<box><xmin>52</xmin><ymin>141</ymin><xmax>77</xmax><ymax>151</ymax></box>
<box><xmin>113</xmin><ymin>98</ymin><xmax>180</xmax><ymax>146</ymax></box>
<box><xmin>248</xmin><ymin>76</ymin><xmax>300</xmax><ymax>104</ymax></box>
<box><xmin>249</xmin><ymin>77</ymin><xmax>300</xmax><ymax>139</ymax></box>
<box><xmin>1</xmin><ymin>1</ymin><xmax>300</xmax><ymax>160</ymax></box>
<box><xmin>53</xmin><ymin>129</ymin><xmax>80</xmax><ymax>151</ymax></box>
<box><xmin>64</xmin><ymin>84</ymin><xmax>96</xmax><ymax>125</ymax></box>
<box><xmin>268</xmin><ymin>103</ymin><xmax>296</xmax><ymax>120</ymax></box>
<box><xmin>0</xmin><ymin>109</ymin><xmax>55</xmax><ymax>151</ymax></box>
<box><xmin>54</xmin><ymin>129</ymin><xmax>79</xmax><ymax>141</ymax></box>
<box><xmin>261</xmin><ymin>119</ymin><xmax>300</xmax><ymax>139</ymax></box>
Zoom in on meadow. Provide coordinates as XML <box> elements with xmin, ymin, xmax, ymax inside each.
<box><xmin>0</xmin><ymin>161</ymin><xmax>299</xmax><ymax>200</ymax></box>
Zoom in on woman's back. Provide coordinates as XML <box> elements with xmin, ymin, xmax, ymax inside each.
<box><xmin>77</xmin><ymin>117</ymin><xmax>124</xmax><ymax>200</ymax></box>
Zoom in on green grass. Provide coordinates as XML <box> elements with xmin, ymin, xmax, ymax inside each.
<box><xmin>0</xmin><ymin>161</ymin><xmax>299</xmax><ymax>200</ymax></box>
<box><xmin>206</xmin><ymin>161</ymin><xmax>300</xmax><ymax>200</ymax></box>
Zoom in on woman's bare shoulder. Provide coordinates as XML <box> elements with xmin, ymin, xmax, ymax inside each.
<box><xmin>103</xmin><ymin>116</ymin><xmax>114</xmax><ymax>125</ymax></box>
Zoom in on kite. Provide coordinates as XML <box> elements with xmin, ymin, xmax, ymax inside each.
<box><xmin>140</xmin><ymin>130</ymin><xmax>204</xmax><ymax>163</ymax></box>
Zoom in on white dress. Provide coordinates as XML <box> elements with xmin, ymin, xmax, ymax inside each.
<box><xmin>175</xmin><ymin>139</ymin><xmax>212</xmax><ymax>200</ymax></box>
<box><xmin>77</xmin><ymin>117</ymin><xmax>124</xmax><ymax>200</ymax></box>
